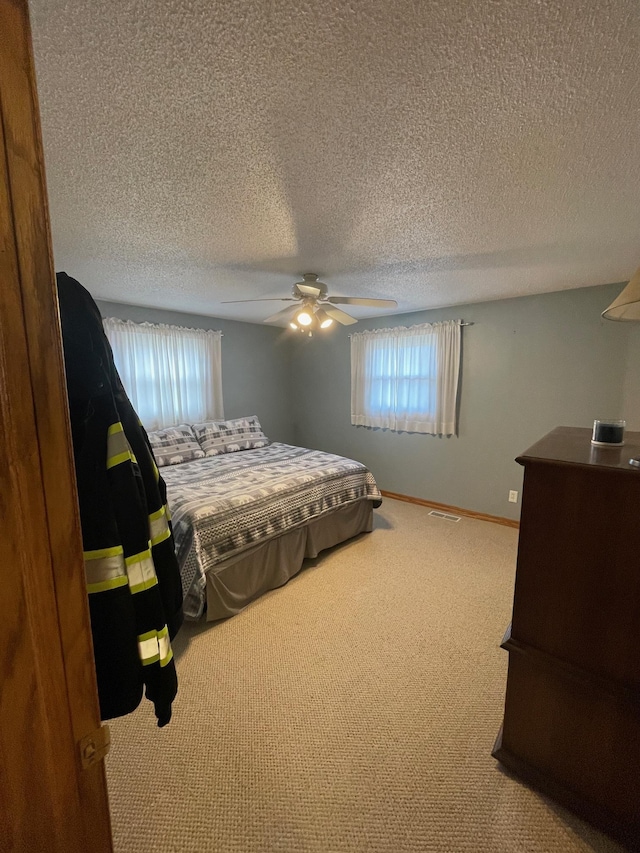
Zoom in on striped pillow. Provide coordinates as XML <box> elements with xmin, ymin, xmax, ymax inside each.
<box><xmin>192</xmin><ymin>416</ymin><xmax>270</xmax><ymax>456</ymax></box>
<box><xmin>147</xmin><ymin>424</ymin><xmax>205</xmax><ymax>467</ymax></box>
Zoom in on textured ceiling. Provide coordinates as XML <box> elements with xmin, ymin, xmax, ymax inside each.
<box><xmin>30</xmin><ymin>0</ymin><xmax>640</xmax><ymax>324</ymax></box>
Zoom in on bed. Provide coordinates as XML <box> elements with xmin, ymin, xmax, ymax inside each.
<box><xmin>157</xmin><ymin>438</ymin><xmax>382</xmax><ymax>621</ymax></box>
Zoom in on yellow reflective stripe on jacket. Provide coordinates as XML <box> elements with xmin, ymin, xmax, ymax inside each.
<box><xmin>84</xmin><ymin>545</ymin><xmax>128</xmax><ymax>594</ymax></box>
<box><xmin>149</xmin><ymin>506</ymin><xmax>171</xmax><ymax>547</ymax></box>
<box><xmin>137</xmin><ymin>625</ymin><xmax>173</xmax><ymax>667</ymax></box>
<box><xmin>125</xmin><ymin>547</ymin><xmax>158</xmax><ymax>594</ymax></box>
<box><xmin>106</xmin><ymin>422</ymin><xmax>135</xmax><ymax>469</ymax></box>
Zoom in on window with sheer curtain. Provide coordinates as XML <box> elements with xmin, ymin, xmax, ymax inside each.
<box><xmin>350</xmin><ymin>320</ymin><xmax>461</xmax><ymax>435</ymax></box>
<box><xmin>103</xmin><ymin>318</ymin><xmax>224</xmax><ymax>431</ymax></box>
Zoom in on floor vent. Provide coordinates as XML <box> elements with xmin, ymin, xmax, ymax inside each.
<box><xmin>429</xmin><ymin>510</ymin><xmax>462</xmax><ymax>522</ymax></box>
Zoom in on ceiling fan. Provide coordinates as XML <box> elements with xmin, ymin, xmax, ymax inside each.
<box><xmin>221</xmin><ymin>274</ymin><xmax>398</xmax><ymax>333</ymax></box>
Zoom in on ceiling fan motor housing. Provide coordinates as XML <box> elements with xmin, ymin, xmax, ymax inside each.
<box><xmin>292</xmin><ymin>274</ymin><xmax>328</xmax><ymax>301</ymax></box>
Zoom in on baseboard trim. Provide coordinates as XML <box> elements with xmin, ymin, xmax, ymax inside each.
<box><xmin>379</xmin><ymin>490</ymin><xmax>520</xmax><ymax>529</ymax></box>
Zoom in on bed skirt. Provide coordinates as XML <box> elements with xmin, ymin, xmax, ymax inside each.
<box><xmin>204</xmin><ymin>499</ymin><xmax>373</xmax><ymax>621</ymax></box>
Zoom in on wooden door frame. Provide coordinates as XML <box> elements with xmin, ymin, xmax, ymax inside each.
<box><xmin>0</xmin><ymin>1</ymin><xmax>113</xmax><ymax>850</ymax></box>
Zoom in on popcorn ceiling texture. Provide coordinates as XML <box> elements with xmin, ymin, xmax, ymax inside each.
<box><xmin>30</xmin><ymin>0</ymin><xmax>640</xmax><ymax>323</ymax></box>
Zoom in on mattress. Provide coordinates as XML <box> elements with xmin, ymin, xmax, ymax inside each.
<box><xmin>160</xmin><ymin>442</ymin><xmax>382</xmax><ymax>618</ymax></box>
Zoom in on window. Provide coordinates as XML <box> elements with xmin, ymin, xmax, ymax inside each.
<box><xmin>350</xmin><ymin>321</ymin><xmax>461</xmax><ymax>435</ymax></box>
<box><xmin>103</xmin><ymin>318</ymin><xmax>224</xmax><ymax>430</ymax></box>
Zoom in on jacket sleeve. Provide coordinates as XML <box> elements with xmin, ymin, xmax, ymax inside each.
<box><xmin>114</xmin><ymin>389</ymin><xmax>184</xmax><ymax>641</ymax></box>
<box><xmin>70</xmin><ymin>397</ymin><xmax>145</xmax><ymax>721</ymax></box>
<box><xmin>102</xmin><ymin>394</ymin><xmax>179</xmax><ymax>727</ymax></box>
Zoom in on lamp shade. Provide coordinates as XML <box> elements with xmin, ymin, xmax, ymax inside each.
<box><xmin>602</xmin><ymin>268</ymin><xmax>640</xmax><ymax>321</ymax></box>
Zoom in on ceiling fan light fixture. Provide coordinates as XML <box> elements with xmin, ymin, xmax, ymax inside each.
<box><xmin>242</xmin><ymin>273</ymin><xmax>392</xmax><ymax>330</ymax></box>
<box><xmin>314</xmin><ymin>307</ymin><xmax>334</xmax><ymax>329</ymax></box>
<box><xmin>296</xmin><ymin>309</ymin><xmax>313</xmax><ymax>326</ymax></box>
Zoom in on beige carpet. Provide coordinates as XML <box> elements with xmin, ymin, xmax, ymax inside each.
<box><xmin>106</xmin><ymin>498</ymin><xmax>625</xmax><ymax>853</ymax></box>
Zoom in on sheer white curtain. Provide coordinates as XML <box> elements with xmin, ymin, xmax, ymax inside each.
<box><xmin>103</xmin><ymin>318</ymin><xmax>224</xmax><ymax>430</ymax></box>
<box><xmin>351</xmin><ymin>320</ymin><xmax>461</xmax><ymax>435</ymax></box>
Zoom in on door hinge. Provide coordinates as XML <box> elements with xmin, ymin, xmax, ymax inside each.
<box><xmin>78</xmin><ymin>724</ymin><xmax>110</xmax><ymax>770</ymax></box>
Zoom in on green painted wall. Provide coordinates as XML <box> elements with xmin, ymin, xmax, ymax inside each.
<box><xmin>290</xmin><ymin>283</ymin><xmax>632</xmax><ymax>520</ymax></box>
<box><xmin>623</xmin><ymin>325</ymin><xmax>640</xmax><ymax>431</ymax></box>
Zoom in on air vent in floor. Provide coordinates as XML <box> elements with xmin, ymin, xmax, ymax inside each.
<box><xmin>429</xmin><ymin>510</ymin><xmax>461</xmax><ymax>522</ymax></box>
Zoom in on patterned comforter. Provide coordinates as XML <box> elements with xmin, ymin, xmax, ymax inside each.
<box><xmin>161</xmin><ymin>442</ymin><xmax>382</xmax><ymax>618</ymax></box>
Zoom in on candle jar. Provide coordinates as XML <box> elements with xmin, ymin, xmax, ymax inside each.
<box><xmin>591</xmin><ymin>419</ymin><xmax>626</xmax><ymax>446</ymax></box>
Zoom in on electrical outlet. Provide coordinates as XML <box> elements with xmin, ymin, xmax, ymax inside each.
<box><xmin>509</xmin><ymin>490</ymin><xmax>518</xmax><ymax>503</ymax></box>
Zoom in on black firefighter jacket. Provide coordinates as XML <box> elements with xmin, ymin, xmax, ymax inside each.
<box><xmin>57</xmin><ymin>272</ymin><xmax>183</xmax><ymax>726</ymax></box>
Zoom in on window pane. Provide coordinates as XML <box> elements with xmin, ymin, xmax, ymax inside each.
<box><xmin>366</xmin><ymin>340</ymin><xmax>437</xmax><ymax>418</ymax></box>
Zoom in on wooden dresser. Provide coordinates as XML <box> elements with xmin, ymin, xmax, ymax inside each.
<box><xmin>493</xmin><ymin>427</ymin><xmax>640</xmax><ymax>850</ymax></box>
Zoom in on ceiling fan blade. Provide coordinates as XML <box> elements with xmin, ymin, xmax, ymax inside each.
<box><xmin>322</xmin><ymin>305</ymin><xmax>358</xmax><ymax>326</ymax></box>
<box><xmin>263</xmin><ymin>305</ymin><xmax>298</xmax><ymax>324</ymax></box>
<box><xmin>220</xmin><ymin>298</ymin><xmax>297</xmax><ymax>303</ymax></box>
<box><xmin>327</xmin><ymin>296</ymin><xmax>398</xmax><ymax>307</ymax></box>
<box><xmin>296</xmin><ymin>283</ymin><xmax>323</xmax><ymax>297</ymax></box>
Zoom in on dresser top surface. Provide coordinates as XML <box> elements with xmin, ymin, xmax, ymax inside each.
<box><xmin>518</xmin><ymin>426</ymin><xmax>640</xmax><ymax>472</ymax></box>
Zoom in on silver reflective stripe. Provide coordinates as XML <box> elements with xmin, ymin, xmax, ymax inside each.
<box><xmin>138</xmin><ymin>633</ymin><xmax>160</xmax><ymax>665</ymax></box>
<box><xmin>125</xmin><ymin>547</ymin><xmax>158</xmax><ymax>594</ymax></box>
<box><xmin>107</xmin><ymin>422</ymin><xmax>133</xmax><ymax>469</ymax></box>
<box><xmin>149</xmin><ymin>506</ymin><xmax>171</xmax><ymax>547</ymax></box>
<box><xmin>157</xmin><ymin>627</ymin><xmax>173</xmax><ymax>667</ymax></box>
<box><xmin>84</xmin><ymin>546</ymin><xmax>128</xmax><ymax>594</ymax></box>
<box><xmin>137</xmin><ymin>626</ymin><xmax>172</xmax><ymax>667</ymax></box>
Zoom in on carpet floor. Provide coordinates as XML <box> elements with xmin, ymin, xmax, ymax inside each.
<box><xmin>106</xmin><ymin>498</ymin><xmax>625</xmax><ymax>852</ymax></box>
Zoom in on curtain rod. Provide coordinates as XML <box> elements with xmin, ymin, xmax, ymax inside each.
<box><xmin>104</xmin><ymin>316</ymin><xmax>224</xmax><ymax>335</ymax></box>
<box><xmin>347</xmin><ymin>320</ymin><xmax>473</xmax><ymax>337</ymax></box>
